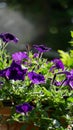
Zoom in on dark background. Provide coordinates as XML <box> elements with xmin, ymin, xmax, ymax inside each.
<box><xmin>1</xmin><ymin>0</ymin><xmax>73</xmax><ymax>56</ymax></box>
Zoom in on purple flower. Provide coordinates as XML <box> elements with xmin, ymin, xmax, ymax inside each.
<box><xmin>33</xmin><ymin>45</ymin><xmax>51</xmax><ymax>53</ymax></box>
<box><xmin>0</xmin><ymin>32</ymin><xmax>19</xmax><ymax>43</ymax></box>
<box><xmin>54</xmin><ymin>70</ymin><xmax>73</xmax><ymax>89</ymax></box>
<box><xmin>28</xmin><ymin>71</ymin><xmax>45</xmax><ymax>84</ymax></box>
<box><xmin>64</xmin><ymin>70</ymin><xmax>73</xmax><ymax>89</ymax></box>
<box><xmin>0</xmin><ymin>68</ymin><xmax>8</xmax><ymax>77</ymax></box>
<box><xmin>69</xmin><ymin>80</ymin><xmax>73</xmax><ymax>89</ymax></box>
<box><xmin>0</xmin><ymin>61</ymin><xmax>27</xmax><ymax>81</ymax></box>
<box><xmin>50</xmin><ymin>59</ymin><xmax>64</xmax><ymax>72</ymax></box>
<box><xmin>54</xmin><ymin>81</ymin><xmax>62</xmax><ymax>86</ymax></box>
<box><xmin>16</xmin><ymin>103</ymin><xmax>33</xmax><ymax>114</ymax></box>
<box><xmin>33</xmin><ymin>53</ymin><xmax>39</xmax><ymax>58</ymax></box>
<box><xmin>12</xmin><ymin>52</ymin><xmax>28</xmax><ymax>63</ymax></box>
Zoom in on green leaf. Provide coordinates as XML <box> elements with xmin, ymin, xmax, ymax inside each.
<box><xmin>70</xmin><ymin>31</ymin><xmax>73</xmax><ymax>38</ymax></box>
<box><xmin>58</xmin><ymin>50</ymin><xmax>71</xmax><ymax>67</ymax></box>
<box><xmin>69</xmin><ymin>40</ymin><xmax>73</xmax><ymax>44</ymax></box>
<box><xmin>42</xmin><ymin>87</ymin><xmax>51</xmax><ymax>96</ymax></box>
<box><xmin>67</xmin><ymin>97</ymin><xmax>73</xmax><ymax>102</ymax></box>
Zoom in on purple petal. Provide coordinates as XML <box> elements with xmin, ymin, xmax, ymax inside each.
<box><xmin>69</xmin><ymin>80</ymin><xmax>73</xmax><ymax>89</ymax></box>
<box><xmin>50</xmin><ymin>65</ymin><xmax>55</xmax><ymax>73</ymax></box>
<box><xmin>16</xmin><ymin>103</ymin><xmax>33</xmax><ymax>114</ymax></box>
<box><xmin>33</xmin><ymin>45</ymin><xmax>51</xmax><ymax>53</ymax></box>
<box><xmin>70</xmin><ymin>69</ymin><xmax>73</xmax><ymax>75</ymax></box>
<box><xmin>22</xmin><ymin>103</ymin><xmax>33</xmax><ymax>113</ymax></box>
<box><xmin>28</xmin><ymin>71</ymin><xmax>45</xmax><ymax>84</ymax></box>
<box><xmin>12</xmin><ymin>51</ymin><xmax>28</xmax><ymax>63</ymax></box>
<box><xmin>16</xmin><ymin>104</ymin><xmax>24</xmax><ymax>113</ymax></box>
<box><xmin>52</xmin><ymin>58</ymin><xmax>64</xmax><ymax>70</ymax></box>
<box><xmin>33</xmin><ymin>53</ymin><xmax>39</xmax><ymax>58</ymax></box>
<box><xmin>0</xmin><ymin>32</ymin><xmax>19</xmax><ymax>43</ymax></box>
<box><xmin>0</xmin><ymin>61</ymin><xmax>27</xmax><ymax>81</ymax></box>
<box><xmin>54</xmin><ymin>81</ymin><xmax>62</xmax><ymax>86</ymax></box>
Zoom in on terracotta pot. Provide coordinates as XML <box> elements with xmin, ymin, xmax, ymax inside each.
<box><xmin>0</xmin><ymin>107</ymin><xmax>39</xmax><ymax>130</ymax></box>
<box><xmin>0</xmin><ymin>122</ymin><xmax>39</xmax><ymax>130</ymax></box>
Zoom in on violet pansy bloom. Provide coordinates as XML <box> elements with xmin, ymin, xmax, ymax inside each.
<box><xmin>16</xmin><ymin>103</ymin><xmax>33</xmax><ymax>114</ymax></box>
<box><xmin>0</xmin><ymin>61</ymin><xmax>27</xmax><ymax>81</ymax></box>
<box><xmin>33</xmin><ymin>45</ymin><xmax>51</xmax><ymax>53</ymax></box>
<box><xmin>0</xmin><ymin>32</ymin><xmax>19</xmax><ymax>43</ymax></box>
<box><xmin>28</xmin><ymin>71</ymin><xmax>45</xmax><ymax>84</ymax></box>
<box><xmin>50</xmin><ymin>59</ymin><xmax>64</xmax><ymax>72</ymax></box>
<box><xmin>12</xmin><ymin>51</ymin><xmax>28</xmax><ymax>63</ymax></box>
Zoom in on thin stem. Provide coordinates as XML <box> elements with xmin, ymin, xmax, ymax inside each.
<box><xmin>52</xmin><ymin>71</ymin><xmax>69</xmax><ymax>85</ymax></box>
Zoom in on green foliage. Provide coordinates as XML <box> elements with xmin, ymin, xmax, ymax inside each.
<box><xmin>0</xmin><ymin>33</ymin><xmax>73</xmax><ymax>129</ymax></box>
<box><xmin>58</xmin><ymin>31</ymin><xmax>73</xmax><ymax>68</ymax></box>
<box><xmin>70</xmin><ymin>31</ymin><xmax>73</xmax><ymax>38</ymax></box>
<box><xmin>58</xmin><ymin>50</ymin><xmax>72</xmax><ymax>67</ymax></box>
